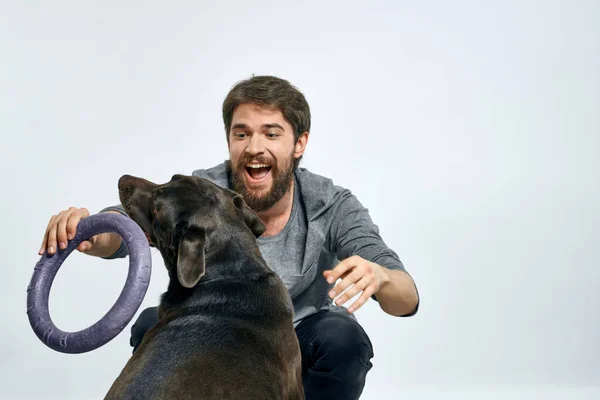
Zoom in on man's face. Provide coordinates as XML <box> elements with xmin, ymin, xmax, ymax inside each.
<box><xmin>228</xmin><ymin>103</ymin><xmax>306</xmax><ymax>212</ymax></box>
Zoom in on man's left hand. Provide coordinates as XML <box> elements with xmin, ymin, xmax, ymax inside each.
<box><xmin>323</xmin><ymin>255</ymin><xmax>390</xmax><ymax>314</ymax></box>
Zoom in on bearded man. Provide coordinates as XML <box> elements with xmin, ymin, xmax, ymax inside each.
<box><xmin>39</xmin><ymin>75</ymin><xmax>419</xmax><ymax>400</ymax></box>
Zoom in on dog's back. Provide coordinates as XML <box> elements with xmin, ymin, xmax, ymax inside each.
<box><xmin>107</xmin><ymin>276</ymin><xmax>303</xmax><ymax>399</ymax></box>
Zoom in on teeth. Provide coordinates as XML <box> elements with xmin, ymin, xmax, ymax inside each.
<box><xmin>246</xmin><ymin>164</ymin><xmax>270</xmax><ymax>168</ymax></box>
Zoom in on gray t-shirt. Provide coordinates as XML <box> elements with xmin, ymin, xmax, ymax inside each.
<box><xmin>256</xmin><ymin>176</ymin><xmax>307</xmax><ymax>284</ymax></box>
<box><xmin>102</xmin><ymin>162</ymin><xmax>419</xmax><ymax>326</ymax></box>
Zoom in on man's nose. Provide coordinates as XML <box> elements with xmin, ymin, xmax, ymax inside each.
<box><xmin>245</xmin><ymin>134</ymin><xmax>265</xmax><ymax>155</ymax></box>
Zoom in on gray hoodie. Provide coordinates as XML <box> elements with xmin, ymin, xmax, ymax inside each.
<box><xmin>101</xmin><ymin>162</ymin><xmax>419</xmax><ymax>325</ymax></box>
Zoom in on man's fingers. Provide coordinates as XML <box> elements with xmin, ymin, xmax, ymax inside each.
<box><xmin>329</xmin><ymin>269</ymin><xmax>363</xmax><ymax>299</ymax></box>
<box><xmin>324</xmin><ymin>270</ymin><xmax>350</xmax><ymax>282</ymax></box>
<box><xmin>45</xmin><ymin>217</ymin><xmax>59</xmax><ymax>255</ymax></box>
<box><xmin>324</xmin><ymin>256</ymin><xmax>380</xmax><ymax>313</ymax></box>
<box><xmin>39</xmin><ymin>232</ymin><xmax>49</xmax><ymax>255</ymax></box>
<box><xmin>38</xmin><ymin>208</ymin><xmax>90</xmax><ymax>255</ymax></box>
<box><xmin>39</xmin><ymin>215</ymin><xmax>56</xmax><ymax>255</ymax></box>
<box><xmin>325</xmin><ymin>256</ymin><xmax>359</xmax><ymax>284</ymax></box>
<box><xmin>326</xmin><ymin>263</ymin><xmax>350</xmax><ymax>284</ymax></box>
<box><xmin>334</xmin><ymin>276</ymin><xmax>370</xmax><ymax>307</ymax></box>
<box><xmin>326</xmin><ymin>270</ymin><xmax>350</xmax><ymax>284</ymax></box>
<box><xmin>77</xmin><ymin>240</ymin><xmax>93</xmax><ymax>253</ymax></box>
<box><xmin>56</xmin><ymin>212</ymin><xmax>70</xmax><ymax>250</ymax></box>
<box><xmin>347</xmin><ymin>285</ymin><xmax>376</xmax><ymax>313</ymax></box>
<box><xmin>66</xmin><ymin>209</ymin><xmax>88</xmax><ymax>241</ymax></box>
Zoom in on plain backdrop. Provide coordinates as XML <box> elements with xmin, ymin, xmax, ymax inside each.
<box><xmin>1</xmin><ymin>1</ymin><xmax>598</xmax><ymax>399</ymax></box>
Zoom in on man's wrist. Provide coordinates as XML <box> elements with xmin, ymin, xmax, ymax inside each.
<box><xmin>377</xmin><ymin>264</ymin><xmax>393</xmax><ymax>289</ymax></box>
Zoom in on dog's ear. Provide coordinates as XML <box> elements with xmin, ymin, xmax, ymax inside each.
<box><xmin>225</xmin><ymin>189</ymin><xmax>266</xmax><ymax>238</ymax></box>
<box><xmin>170</xmin><ymin>174</ymin><xmax>186</xmax><ymax>182</ymax></box>
<box><xmin>176</xmin><ymin>229</ymin><xmax>206</xmax><ymax>288</ymax></box>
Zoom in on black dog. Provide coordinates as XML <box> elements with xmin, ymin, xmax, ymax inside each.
<box><xmin>105</xmin><ymin>174</ymin><xmax>304</xmax><ymax>400</ymax></box>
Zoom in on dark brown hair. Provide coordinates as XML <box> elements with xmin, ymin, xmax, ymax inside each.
<box><xmin>222</xmin><ymin>75</ymin><xmax>311</xmax><ymax>144</ymax></box>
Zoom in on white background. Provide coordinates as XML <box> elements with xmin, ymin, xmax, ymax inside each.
<box><xmin>1</xmin><ymin>1</ymin><xmax>598</xmax><ymax>399</ymax></box>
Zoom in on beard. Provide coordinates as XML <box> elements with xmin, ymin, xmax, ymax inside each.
<box><xmin>228</xmin><ymin>152</ymin><xmax>296</xmax><ymax>213</ymax></box>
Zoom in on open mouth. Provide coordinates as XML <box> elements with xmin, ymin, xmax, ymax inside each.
<box><xmin>144</xmin><ymin>232</ymin><xmax>155</xmax><ymax>246</ymax></box>
<box><xmin>244</xmin><ymin>163</ymin><xmax>272</xmax><ymax>183</ymax></box>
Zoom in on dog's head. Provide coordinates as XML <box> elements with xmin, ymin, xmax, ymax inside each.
<box><xmin>118</xmin><ymin>174</ymin><xmax>266</xmax><ymax>288</ymax></box>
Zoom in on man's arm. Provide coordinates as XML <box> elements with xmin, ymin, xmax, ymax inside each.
<box><xmin>326</xmin><ymin>190</ymin><xmax>419</xmax><ymax>316</ymax></box>
<box><xmin>86</xmin><ymin>212</ymin><xmax>124</xmax><ymax>258</ymax></box>
<box><xmin>90</xmin><ymin>205</ymin><xmax>129</xmax><ymax>259</ymax></box>
<box><xmin>38</xmin><ymin>206</ymin><xmax>126</xmax><ymax>258</ymax></box>
<box><xmin>377</xmin><ymin>268</ymin><xmax>419</xmax><ymax>316</ymax></box>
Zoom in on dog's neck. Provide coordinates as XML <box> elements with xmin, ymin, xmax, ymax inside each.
<box><xmin>159</xmin><ymin>232</ymin><xmax>272</xmax><ymax>310</ymax></box>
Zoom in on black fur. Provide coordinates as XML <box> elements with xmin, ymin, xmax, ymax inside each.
<box><xmin>104</xmin><ymin>174</ymin><xmax>304</xmax><ymax>400</ymax></box>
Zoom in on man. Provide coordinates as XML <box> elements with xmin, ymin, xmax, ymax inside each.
<box><xmin>39</xmin><ymin>75</ymin><xmax>419</xmax><ymax>399</ymax></box>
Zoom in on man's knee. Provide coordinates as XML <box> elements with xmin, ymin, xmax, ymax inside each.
<box><xmin>130</xmin><ymin>306</ymin><xmax>159</xmax><ymax>351</ymax></box>
<box><xmin>297</xmin><ymin>311</ymin><xmax>374</xmax><ymax>399</ymax></box>
<box><xmin>310</xmin><ymin>311</ymin><xmax>374</xmax><ymax>365</ymax></box>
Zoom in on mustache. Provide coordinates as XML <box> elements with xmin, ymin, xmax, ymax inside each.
<box><xmin>236</xmin><ymin>155</ymin><xmax>275</xmax><ymax>168</ymax></box>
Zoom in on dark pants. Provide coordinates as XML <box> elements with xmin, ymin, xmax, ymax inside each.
<box><xmin>130</xmin><ymin>307</ymin><xmax>374</xmax><ymax>400</ymax></box>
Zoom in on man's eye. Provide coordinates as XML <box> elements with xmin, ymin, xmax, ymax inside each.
<box><xmin>234</xmin><ymin>132</ymin><xmax>247</xmax><ymax>139</ymax></box>
<box><xmin>267</xmin><ymin>132</ymin><xmax>279</xmax><ymax>138</ymax></box>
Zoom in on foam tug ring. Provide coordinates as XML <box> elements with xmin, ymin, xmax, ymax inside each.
<box><xmin>26</xmin><ymin>213</ymin><xmax>152</xmax><ymax>354</ymax></box>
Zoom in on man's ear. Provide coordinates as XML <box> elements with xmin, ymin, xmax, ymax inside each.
<box><xmin>224</xmin><ymin>188</ymin><xmax>266</xmax><ymax>238</ymax></box>
<box><xmin>177</xmin><ymin>229</ymin><xmax>206</xmax><ymax>288</ymax></box>
<box><xmin>294</xmin><ymin>131</ymin><xmax>309</xmax><ymax>158</ymax></box>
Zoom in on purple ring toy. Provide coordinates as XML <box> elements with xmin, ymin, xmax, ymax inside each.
<box><xmin>26</xmin><ymin>212</ymin><xmax>152</xmax><ymax>354</ymax></box>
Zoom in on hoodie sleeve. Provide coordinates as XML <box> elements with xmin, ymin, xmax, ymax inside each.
<box><xmin>327</xmin><ymin>189</ymin><xmax>405</xmax><ymax>271</ymax></box>
<box><xmin>326</xmin><ymin>188</ymin><xmax>419</xmax><ymax>316</ymax></box>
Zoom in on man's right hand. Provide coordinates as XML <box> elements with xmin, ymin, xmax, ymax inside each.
<box><xmin>38</xmin><ymin>207</ymin><xmax>122</xmax><ymax>257</ymax></box>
